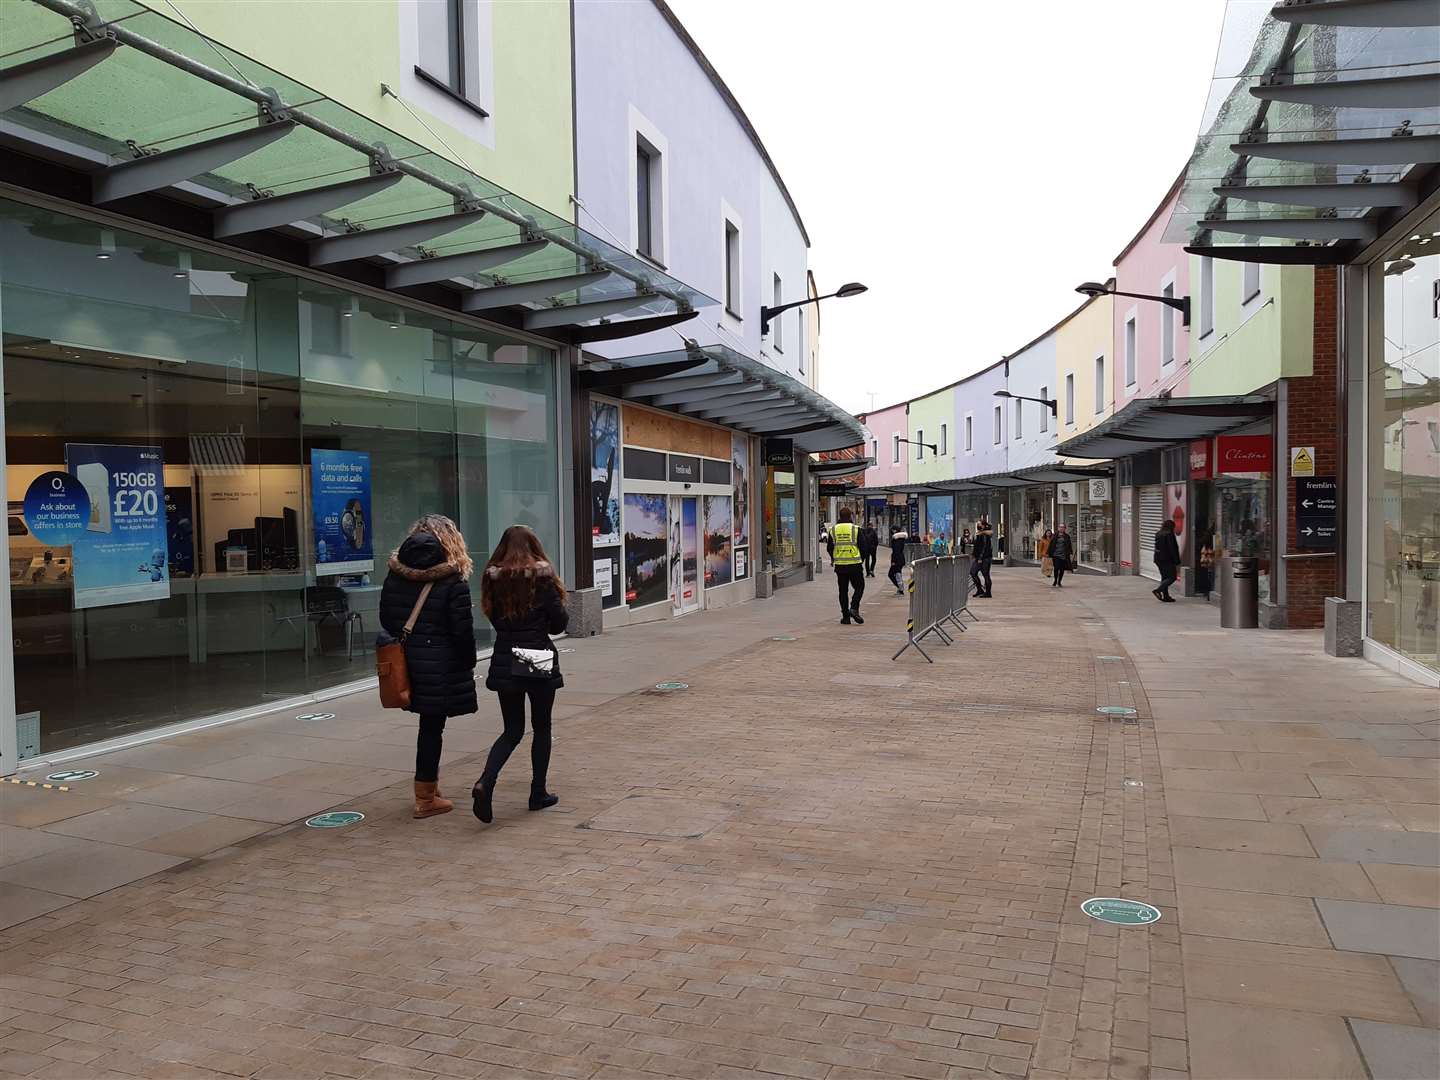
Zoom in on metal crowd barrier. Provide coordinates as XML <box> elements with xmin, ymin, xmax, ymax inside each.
<box><xmin>903</xmin><ymin>542</ymin><xmax>927</xmax><ymax>566</ymax></box>
<box><xmin>892</xmin><ymin>556</ymin><xmax>979</xmax><ymax>663</ymax></box>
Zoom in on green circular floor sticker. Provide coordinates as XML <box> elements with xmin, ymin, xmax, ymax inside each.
<box><xmin>654</xmin><ymin>681</ymin><xmax>689</xmax><ymax>691</ymax></box>
<box><xmin>1082</xmin><ymin>897</ymin><xmax>1161</xmax><ymax>925</ymax></box>
<box><xmin>1097</xmin><ymin>705</ymin><xmax>1137</xmax><ymax>717</ymax></box>
<box><xmin>305</xmin><ymin>811</ymin><xmax>364</xmax><ymax>828</ymax></box>
<box><xmin>46</xmin><ymin>769</ymin><xmax>98</xmax><ymax>783</ymax></box>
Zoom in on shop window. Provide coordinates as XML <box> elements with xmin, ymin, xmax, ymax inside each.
<box><xmin>939</xmin><ymin>424</ymin><xmax>947</xmax><ymax>456</ymax></box>
<box><xmin>1124</xmin><ymin>317</ymin><xmax>1137</xmax><ymax>388</ymax></box>
<box><xmin>636</xmin><ymin>138</ymin><xmax>663</xmax><ymax>260</ymax></box>
<box><xmin>772</xmin><ymin>273</ymin><xmax>783</xmax><ymax>351</ymax></box>
<box><xmin>416</xmin><ymin>0</ymin><xmax>487</xmax><ymax>115</ymax></box>
<box><xmin>992</xmin><ymin>405</ymin><xmax>1001</xmax><ymax>445</ymax></box>
<box><xmin>915</xmin><ymin>430</ymin><xmax>924</xmax><ymax>461</ymax></box>
<box><xmin>964</xmin><ymin>414</ymin><xmax>973</xmax><ymax>451</ymax></box>
<box><xmin>1242</xmin><ymin>260</ymin><xmax>1261</xmax><ymax>304</ymax></box>
<box><xmin>892</xmin><ymin>433</ymin><xmax>900</xmax><ymax>463</ymax></box>
<box><xmin>1014</xmin><ymin>398</ymin><xmax>1023</xmax><ymax>440</ymax></box>
<box><xmin>1094</xmin><ymin>356</ymin><xmax>1105</xmax><ymax>414</ymax></box>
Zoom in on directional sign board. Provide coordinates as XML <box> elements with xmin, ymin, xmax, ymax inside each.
<box><xmin>1295</xmin><ymin>477</ymin><xmax>1338</xmax><ymax>551</ymax></box>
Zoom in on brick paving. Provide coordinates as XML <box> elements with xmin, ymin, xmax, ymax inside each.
<box><xmin>0</xmin><ymin>570</ymin><xmax>1432</xmax><ymax>1078</ymax></box>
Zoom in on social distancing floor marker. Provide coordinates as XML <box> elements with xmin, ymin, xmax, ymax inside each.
<box><xmin>3</xmin><ymin>776</ymin><xmax>71</xmax><ymax>792</ymax></box>
<box><xmin>305</xmin><ymin>811</ymin><xmax>363</xmax><ymax>828</ymax></box>
<box><xmin>1097</xmin><ymin>705</ymin><xmax>1137</xmax><ymax>717</ymax></box>
<box><xmin>296</xmin><ymin>712</ymin><xmax>335</xmax><ymax>722</ymax></box>
<box><xmin>47</xmin><ymin>770</ymin><xmax>98</xmax><ymax>783</ymax></box>
<box><xmin>654</xmin><ymin>681</ymin><xmax>689</xmax><ymax>691</ymax></box>
<box><xmin>1081</xmin><ymin>897</ymin><xmax>1161</xmax><ymax>925</ymax></box>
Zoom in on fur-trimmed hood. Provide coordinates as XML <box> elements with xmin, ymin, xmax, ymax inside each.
<box><xmin>484</xmin><ymin>559</ymin><xmax>554</xmax><ymax>579</ymax></box>
<box><xmin>388</xmin><ymin>554</ymin><xmax>460</xmax><ymax>582</ymax></box>
<box><xmin>389</xmin><ymin>532</ymin><xmax>461</xmax><ymax>581</ymax></box>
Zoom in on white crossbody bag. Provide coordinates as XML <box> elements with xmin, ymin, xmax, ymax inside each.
<box><xmin>510</xmin><ymin>646</ymin><xmax>556</xmax><ymax>679</ymax></box>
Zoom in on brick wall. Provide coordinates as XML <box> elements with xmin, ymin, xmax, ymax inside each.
<box><xmin>1282</xmin><ymin>266</ymin><xmax>1341</xmax><ymax>628</ymax></box>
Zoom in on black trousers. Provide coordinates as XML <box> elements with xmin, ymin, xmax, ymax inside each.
<box><xmin>1157</xmin><ymin>566</ymin><xmax>1179</xmax><ymax>598</ymax></box>
<box><xmin>415</xmin><ymin>714</ymin><xmax>446</xmax><ymax>782</ymax></box>
<box><xmin>970</xmin><ymin>559</ymin><xmax>992</xmax><ymax>596</ymax></box>
<box><xmin>835</xmin><ymin>563</ymin><xmax>865</xmax><ymax>615</ymax></box>
<box><xmin>862</xmin><ymin>551</ymin><xmax>877</xmax><ymax>576</ymax></box>
<box><xmin>888</xmin><ymin>559</ymin><xmax>905</xmax><ymax>590</ymax></box>
<box><xmin>481</xmin><ymin>684</ymin><xmax>557</xmax><ymax>792</ymax></box>
<box><xmin>1052</xmin><ymin>560</ymin><xmax>1068</xmax><ymax>587</ymax></box>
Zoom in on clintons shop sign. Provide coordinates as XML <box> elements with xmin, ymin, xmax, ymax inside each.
<box><xmin>1216</xmin><ymin>435</ymin><xmax>1272</xmax><ymax>476</ymax></box>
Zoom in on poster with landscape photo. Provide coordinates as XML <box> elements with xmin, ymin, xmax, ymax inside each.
<box><xmin>703</xmin><ymin>495</ymin><xmax>732</xmax><ymax>587</ymax></box>
<box><xmin>623</xmin><ymin>492</ymin><xmax>668</xmax><ymax>608</ymax></box>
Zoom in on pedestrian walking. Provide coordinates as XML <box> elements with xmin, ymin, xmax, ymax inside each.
<box><xmin>887</xmin><ymin>524</ymin><xmax>910</xmax><ymax>594</ymax></box>
<box><xmin>970</xmin><ymin>517</ymin><xmax>994</xmax><ymax>598</ymax></box>
<box><xmin>1049</xmin><ymin>523</ymin><xmax>1075</xmax><ymax>588</ymax></box>
<box><xmin>859</xmin><ymin>520</ymin><xmax>879</xmax><ymax>577</ymax></box>
<box><xmin>1152</xmin><ymin>519</ymin><xmax>1181</xmax><ymax>603</ymax></box>
<box><xmin>959</xmin><ymin>528</ymin><xmax>971</xmax><ymax>555</ymax></box>
<box><xmin>1196</xmin><ymin>523</ymin><xmax>1216</xmax><ymax>601</ymax></box>
<box><xmin>827</xmin><ymin>508</ymin><xmax>866</xmax><ymax>625</ymax></box>
<box><xmin>471</xmin><ymin>525</ymin><xmax>568</xmax><ymax>823</ymax></box>
<box><xmin>378</xmin><ymin>515</ymin><xmax>478</xmax><ymax>820</ymax></box>
<box><xmin>1038</xmin><ymin>529</ymin><xmax>1053</xmax><ymax>579</ymax></box>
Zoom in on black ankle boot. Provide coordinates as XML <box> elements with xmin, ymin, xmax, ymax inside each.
<box><xmin>471</xmin><ymin>778</ymin><xmax>494</xmax><ymax>823</ymax></box>
<box><xmin>529</xmin><ymin>790</ymin><xmax>558</xmax><ymax>811</ymax></box>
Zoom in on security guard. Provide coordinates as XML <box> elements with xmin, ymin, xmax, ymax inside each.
<box><xmin>826</xmin><ymin>507</ymin><xmax>866</xmax><ymax>625</ymax></box>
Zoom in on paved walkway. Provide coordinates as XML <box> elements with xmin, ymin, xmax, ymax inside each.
<box><xmin>0</xmin><ymin>569</ymin><xmax>1434</xmax><ymax>1079</ymax></box>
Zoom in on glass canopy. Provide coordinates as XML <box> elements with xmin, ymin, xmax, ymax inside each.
<box><xmin>0</xmin><ymin>0</ymin><xmax>716</xmax><ymax>324</ymax></box>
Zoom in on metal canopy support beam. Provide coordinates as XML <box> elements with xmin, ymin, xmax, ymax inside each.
<box><xmin>1230</xmin><ymin>133</ymin><xmax>1440</xmax><ymax>165</ymax></box>
<box><xmin>1270</xmin><ymin>0</ymin><xmax>1440</xmax><ymax>28</ymax></box>
<box><xmin>1214</xmin><ymin>180</ymin><xmax>1415</xmax><ymax>208</ymax></box>
<box><xmin>461</xmin><ymin>269</ymin><xmax>609</xmax><ymax>312</ymax></box>
<box><xmin>212</xmin><ymin>169</ymin><xmax>403</xmax><ymax>237</ymax></box>
<box><xmin>0</xmin><ymin>36</ymin><xmax>117</xmax><ymax>114</ymax></box>
<box><xmin>578</xmin><ymin>356</ymin><xmax>708</xmax><ymax>390</ymax></box>
<box><xmin>523</xmin><ymin>294</ymin><xmax>655</xmax><ymax>331</ymax></box>
<box><xmin>566</xmin><ymin>309</ymin><xmax>697</xmax><ymax>344</ymax></box>
<box><xmin>385</xmin><ymin>238</ymin><xmax>549</xmax><ymax>289</ymax></box>
<box><xmin>1199</xmin><ymin>216</ymin><xmax>1376</xmax><ymax>241</ymax></box>
<box><xmin>757</xmin><ymin>419</ymin><xmax>845</xmax><ymax>437</ymax></box>
<box><xmin>664</xmin><ymin>384</ymin><xmax>776</xmax><ymax>410</ymax></box>
<box><xmin>1185</xmin><ymin>243</ymin><xmax>1354</xmax><ymax>265</ymax></box>
<box><xmin>701</xmin><ymin>399</ymin><xmax>804</xmax><ymax>423</ymax></box>
<box><xmin>624</xmin><ymin>367</ymin><xmax>731</xmax><ymax>399</ymax></box>
<box><xmin>93</xmin><ymin>119</ymin><xmax>295</xmax><ymax>204</ymax></box>
<box><xmin>1249</xmin><ymin>72</ymin><xmax>1440</xmax><ymax>109</ymax></box>
<box><xmin>309</xmin><ymin>209</ymin><xmax>485</xmax><ymax>265</ymax></box>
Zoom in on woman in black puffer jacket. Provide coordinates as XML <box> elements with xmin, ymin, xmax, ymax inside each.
<box><xmin>378</xmin><ymin>515</ymin><xmax>477</xmax><ymax>819</ymax></box>
<box><xmin>470</xmin><ymin>525</ymin><xmax>568</xmax><ymax>823</ymax></box>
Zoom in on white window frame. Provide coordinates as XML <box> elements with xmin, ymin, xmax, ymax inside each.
<box><xmin>915</xmin><ymin>429</ymin><xmax>925</xmax><ymax>461</ymax></box>
<box><xmin>1242</xmin><ymin>260</ymin><xmax>1261</xmax><ymax>306</ymax></box>
<box><xmin>771</xmin><ymin>273</ymin><xmax>784</xmax><ymax>352</ymax></box>
<box><xmin>1160</xmin><ymin>271</ymin><xmax>1177</xmax><ymax>368</ymax></box>
<box><xmin>992</xmin><ymin>404</ymin><xmax>1002</xmax><ymax>446</ymax></box>
<box><xmin>1124</xmin><ymin>312</ymin><xmax>1138</xmax><ymax>391</ymax></box>
<box><xmin>399</xmin><ymin>1</ymin><xmax>495</xmax><ymax>144</ymax></box>
<box><xmin>964</xmin><ymin>413</ymin><xmax>973</xmax><ymax>453</ymax></box>
<box><xmin>892</xmin><ymin>433</ymin><xmax>900</xmax><ymax>463</ymax></box>
<box><xmin>1014</xmin><ymin>398</ymin><xmax>1023</xmax><ymax>440</ymax></box>
<box><xmin>1039</xmin><ymin>386</ymin><xmax>1048</xmax><ymax>433</ymax></box>
<box><xmin>1094</xmin><ymin>356</ymin><xmax>1105</xmax><ymax>415</ymax></box>
<box><xmin>1065</xmin><ymin>373</ymin><xmax>1075</xmax><ymax>426</ymax></box>
<box><xmin>1199</xmin><ymin>255</ymin><xmax>1215</xmax><ymax>338</ymax></box>
<box><xmin>939</xmin><ymin>423</ymin><xmax>948</xmax><ymax>456</ymax></box>
<box><xmin>720</xmin><ymin>199</ymin><xmax>743</xmax><ymax>324</ymax></box>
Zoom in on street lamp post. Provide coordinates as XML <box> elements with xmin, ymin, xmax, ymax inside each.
<box><xmin>761</xmin><ymin>281</ymin><xmax>868</xmax><ymax>337</ymax></box>
<box><xmin>994</xmin><ymin>389</ymin><xmax>1057</xmax><ymax>417</ymax></box>
<box><xmin>895</xmin><ymin>436</ymin><xmax>938</xmax><ymax>455</ymax></box>
<box><xmin>1075</xmin><ymin>280</ymin><xmax>1191</xmax><ymax>327</ymax></box>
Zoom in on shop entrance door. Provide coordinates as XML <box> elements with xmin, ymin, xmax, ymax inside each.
<box><xmin>1138</xmin><ymin>485</ymin><xmax>1164</xmax><ymax>580</ymax></box>
<box><xmin>669</xmin><ymin>496</ymin><xmax>700</xmax><ymax>615</ymax></box>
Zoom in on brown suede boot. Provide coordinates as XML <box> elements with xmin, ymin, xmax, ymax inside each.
<box><xmin>413</xmin><ymin>781</ymin><xmax>453</xmax><ymax>818</ymax></box>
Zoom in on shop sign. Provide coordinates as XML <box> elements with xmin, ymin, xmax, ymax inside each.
<box><xmin>1088</xmin><ymin>478</ymin><xmax>1110</xmax><ymax>501</ymax></box>
<box><xmin>1057</xmin><ymin>483</ymin><xmax>1078</xmax><ymax>505</ymax></box>
<box><xmin>1295</xmin><ymin>477</ymin><xmax>1338</xmax><ymax>551</ymax></box>
<box><xmin>1216</xmin><ymin>435</ymin><xmax>1272</xmax><ymax>476</ymax></box>
<box><xmin>762</xmin><ymin>438</ymin><xmax>794</xmax><ymax>467</ymax></box>
<box><xmin>1289</xmin><ymin>446</ymin><xmax>1315</xmax><ymax>477</ymax></box>
<box><xmin>1189</xmin><ymin>439</ymin><xmax>1212</xmax><ymax>480</ymax></box>
<box><xmin>907</xmin><ymin>495</ymin><xmax>920</xmax><ymax>536</ymax></box>
<box><xmin>667</xmin><ymin>455</ymin><xmax>700</xmax><ymax>483</ymax></box>
<box><xmin>818</xmin><ymin>481</ymin><xmax>850</xmax><ymax>497</ymax></box>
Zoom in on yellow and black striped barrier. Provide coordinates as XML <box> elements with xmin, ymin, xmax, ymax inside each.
<box><xmin>2</xmin><ymin>776</ymin><xmax>71</xmax><ymax>792</ymax></box>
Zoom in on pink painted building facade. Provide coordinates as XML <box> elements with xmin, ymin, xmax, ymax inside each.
<box><xmin>1112</xmin><ymin>176</ymin><xmax>1191</xmax><ymax>407</ymax></box>
<box><xmin>859</xmin><ymin>401</ymin><xmax>909</xmax><ymax>491</ymax></box>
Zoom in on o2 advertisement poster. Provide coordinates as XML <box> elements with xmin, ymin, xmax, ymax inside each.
<box><xmin>61</xmin><ymin>444</ymin><xmax>171</xmax><ymax>610</ymax></box>
<box><xmin>310</xmin><ymin>449</ymin><xmax>373</xmax><ymax>576</ymax></box>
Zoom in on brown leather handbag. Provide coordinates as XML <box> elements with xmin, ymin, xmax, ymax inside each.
<box><xmin>376</xmin><ymin>583</ymin><xmax>432</xmax><ymax>709</ymax></box>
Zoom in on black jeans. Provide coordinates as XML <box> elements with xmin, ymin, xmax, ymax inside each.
<box><xmin>482</xmin><ymin>684</ymin><xmax>557</xmax><ymax>793</ymax></box>
<box><xmin>888</xmin><ymin>559</ymin><xmax>905</xmax><ymax>590</ymax></box>
<box><xmin>1052</xmin><ymin>560</ymin><xmax>1067</xmax><ymax>587</ymax></box>
<box><xmin>862</xmin><ymin>551</ymin><xmax>877</xmax><ymax>576</ymax></box>
<box><xmin>836</xmin><ymin>564</ymin><xmax>865</xmax><ymax>616</ymax></box>
<box><xmin>1157</xmin><ymin>566</ymin><xmax>1179</xmax><ymax>598</ymax></box>
<box><xmin>970</xmin><ymin>559</ymin><xmax>992</xmax><ymax>596</ymax></box>
<box><xmin>415</xmin><ymin>714</ymin><xmax>446</xmax><ymax>782</ymax></box>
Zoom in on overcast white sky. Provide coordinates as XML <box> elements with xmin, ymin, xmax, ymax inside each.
<box><xmin>666</xmin><ymin>0</ymin><xmax>1229</xmax><ymax>415</ymax></box>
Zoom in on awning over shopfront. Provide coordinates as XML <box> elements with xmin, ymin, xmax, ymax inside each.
<box><xmin>1055</xmin><ymin>395</ymin><xmax>1272</xmax><ymax>460</ymax></box>
<box><xmin>1165</xmin><ymin>0</ymin><xmax>1440</xmax><ymax>266</ymax></box>
<box><xmin>809</xmin><ymin>457</ymin><xmax>876</xmax><ymax>478</ymax></box>
<box><xmin>0</xmin><ymin>0</ymin><xmax>713</xmax><ymax>340</ymax></box>
<box><xmin>577</xmin><ymin>344</ymin><xmax>867</xmax><ymax>453</ymax></box>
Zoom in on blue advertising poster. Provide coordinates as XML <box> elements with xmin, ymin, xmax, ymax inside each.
<box><xmin>62</xmin><ymin>444</ymin><xmax>170</xmax><ymax>610</ymax></box>
<box><xmin>311</xmin><ymin>449</ymin><xmax>373</xmax><ymax>576</ymax></box>
<box><xmin>164</xmin><ymin>487</ymin><xmax>195</xmax><ymax>577</ymax></box>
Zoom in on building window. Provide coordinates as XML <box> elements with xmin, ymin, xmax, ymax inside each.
<box><xmin>965</xmin><ymin>414</ymin><xmax>973</xmax><ymax>451</ymax></box>
<box><xmin>916</xmin><ymin>430</ymin><xmax>925</xmax><ymax>461</ymax></box>
<box><xmin>892</xmin><ymin>434</ymin><xmax>900</xmax><ymax>463</ymax></box>
<box><xmin>1014</xmin><ymin>399</ymin><xmax>1023</xmax><ymax>440</ymax></box>
<box><xmin>1161</xmin><ymin>283</ymin><xmax>1176</xmax><ymax>366</ymax></box>
<box><xmin>1094</xmin><ymin>356</ymin><xmax>1105</xmax><ymax>414</ymax></box>
<box><xmin>724</xmin><ymin>220</ymin><xmax>741</xmax><ymax>317</ymax></box>
<box><xmin>1242</xmin><ymin>260</ymin><xmax>1260</xmax><ymax>303</ymax></box>
<box><xmin>416</xmin><ymin>0</ymin><xmax>485</xmax><ymax>114</ymax></box>
<box><xmin>1124</xmin><ymin>317</ymin><xmax>1137</xmax><ymax>388</ymax></box>
<box><xmin>1039</xmin><ymin>386</ymin><xmax>1048</xmax><ymax>432</ymax></box>
<box><xmin>635</xmin><ymin>139</ymin><xmax>660</xmax><ymax>260</ymax></box>
<box><xmin>872</xmin><ymin>439</ymin><xmax>879</xmax><ymax>464</ymax></box>
<box><xmin>1065</xmin><ymin>373</ymin><xmax>1075</xmax><ymax>425</ymax></box>
<box><xmin>939</xmin><ymin>424</ymin><xmax>948</xmax><ymax>455</ymax></box>
<box><xmin>992</xmin><ymin>405</ymin><xmax>1002</xmax><ymax>445</ymax></box>
<box><xmin>772</xmin><ymin>273</ymin><xmax>783</xmax><ymax>351</ymax></box>
<box><xmin>1199</xmin><ymin>255</ymin><xmax>1215</xmax><ymax>337</ymax></box>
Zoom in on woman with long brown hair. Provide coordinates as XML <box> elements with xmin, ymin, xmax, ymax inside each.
<box><xmin>378</xmin><ymin>515</ymin><xmax>477</xmax><ymax>819</ymax></box>
<box><xmin>471</xmin><ymin>525</ymin><xmax>568</xmax><ymax>823</ymax></box>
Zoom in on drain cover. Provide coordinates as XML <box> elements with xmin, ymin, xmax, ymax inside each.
<box><xmin>1081</xmin><ymin>897</ymin><xmax>1161</xmax><ymax>926</ymax></box>
<box><xmin>1097</xmin><ymin>705</ymin><xmax>1137</xmax><ymax>717</ymax></box>
<box><xmin>654</xmin><ymin>681</ymin><xmax>689</xmax><ymax>691</ymax></box>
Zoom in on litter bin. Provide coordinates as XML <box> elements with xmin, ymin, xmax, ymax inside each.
<box><xmin>1219</xmin><ymin>556</ymin><xmax>1259</xmax><ymax>629</ymax></box>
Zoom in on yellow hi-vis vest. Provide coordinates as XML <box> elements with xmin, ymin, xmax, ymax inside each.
<box><xmin>831</xmin><ymin>523</ymin><xmax>862</xmax><ymax>565</ymax></box>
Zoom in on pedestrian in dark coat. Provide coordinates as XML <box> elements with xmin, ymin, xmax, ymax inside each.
<box><xmin>1048</xmin><ymin>524</ymin><xmax>1076</xmax><ymax>589</ymax></box>
<box><xmin>970</xmin><ymin>519</ymin><xmax>994</xmax><ymax>598</ymax></box>
<box><xmin>378</xmin><ymin>515</ymin><xmax>478</xmax><ymax>819</ymax></box>
<box><xmin>887</xmin><ymin>526</ymin><xmax>910</xmax><ymax>594</ymax></box>
<box><xmin>1153</xmin><ymin>520</ymin><xmax>1181</xmax><ymax>603</ymax></box>
<box><xmin>471</xmin><ymin>525</ymin><xmax>568</xmax><ymax>823</ymax></box>
<box><xmin>859</xmin><ymin>522</ymin><xmax>880</xmax><ymax>578</ymax></box>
